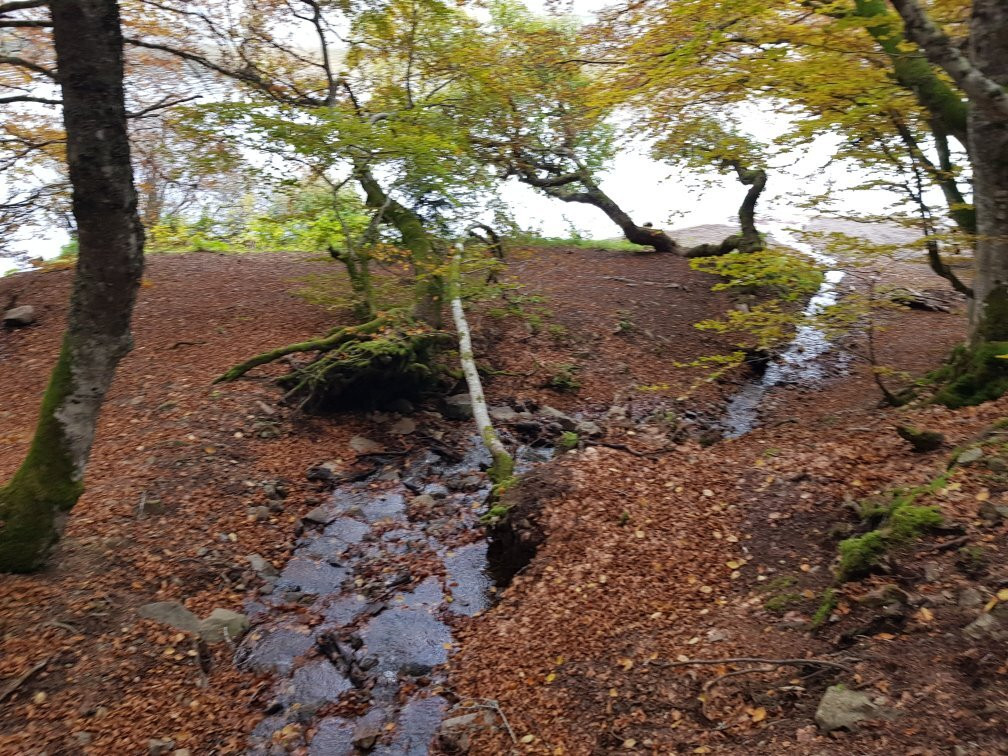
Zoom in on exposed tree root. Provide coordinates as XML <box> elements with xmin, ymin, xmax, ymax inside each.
<box><xmin>215</xmin><ymin>311</ymin><xmax>450</xmax><ymax>410</ymax></box>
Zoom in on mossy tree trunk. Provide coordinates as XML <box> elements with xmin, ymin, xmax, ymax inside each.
<box><xmin>888</xmin><ymin>0</ymin><xmax>1008</xmax><ymax>406</ymax></box>
<box><xmin>0</xmin><ymin>0</ymin><xmax>144</xmax><ymax>572</ymax></box>
<box><xmin>354</xmin><ymin>164</ymin><xmax>443</xmax><ymax>327</ymax></box>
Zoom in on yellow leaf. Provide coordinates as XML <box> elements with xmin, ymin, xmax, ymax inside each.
<box><xmin>623</xmin><ymin>739</ymin><xmax>637</xmax><ymax>748</ymax></box>
<box><xmin>976</xmin><ymin>489</ymin><xmax>990</xmax><ymax>501</ymax></box>
<box><xmin>995</xmin><ymin>354</ymin><xmax>1008</xmax><ymax>359</ymax></box>
<box><xmin>750</xmin><ymin>706</ymin><xmax>767</xmax><ymax>722</ymax></box>
<box><xmin>916</xmin><ymin>607</ymin><xmax>934</xmax><ymax>622</ymax></box>
<box><xmin>984</xmin><ymin>597</ymin><xmax>999</xmax><ymax>612</ymax></box>
<box><xmin>726</xmin><ymin>559</ymin><xmax>744</xmax><ymax>569</ymax></box>
<box><xmin>555</xmin><ymin>655</ymin><xmax>565</xmax><ymax>665</ymax></box>
<box><xmin>634</xmin><ymin>530</ymin><xmax>645</xmax><ymax>539</ymax></box>
<box><xmin>874</xmin><ymin>632</ymin><xmax>895</xmax><ymax>640</ymax></box>
<box><xmin>693</xmin><ymin>747</ymin><xmax>711</xmax><ymax>754</ymax></box>
<box><xmin>545</xmin><ymin>672</ymin><xmax>556</xmax><ymax>683</ymax></box>
<box><xmin>619</xmin><ymin>657</ymin><xmax>634</xmax><ymax>671</ymax></box>
<box><xmin>997</xmin><ymin>589</ymin><xmax>1008</xmax><ymax>601</ymax></box>
<box><xmin>609</xmin><ymin>688</ymin><xmax>619</xmax><ymax>697</ymax></box>
<box><xmin>521</xmin><ymin>734</ymin><xmax>536</xmax><ymax>744</ymax></box>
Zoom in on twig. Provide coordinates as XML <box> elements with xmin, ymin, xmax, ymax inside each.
<box><xmin>924</xmin><ymin>535</ymin><xmax>969</xmax><ymax>553</ymax></box>
<box><xmin>170</xmin><ymin>340</ymin><xmax>205</xmax><ymax>349</ymax></box>
<box><xmin>457</xmin><ymin>699</ymin><xmax>518</xmax><ymax>744</ymax></box>
<box><xmin>0</xmin><ymin>657</ymin><xmax>50</xmax><ymax>703</ymax></box>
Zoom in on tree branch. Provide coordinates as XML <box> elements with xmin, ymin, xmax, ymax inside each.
<box><xmin>888</xmin><ymin>0</ymin><xmax>1008</xmax><ymax>118</ymax></box>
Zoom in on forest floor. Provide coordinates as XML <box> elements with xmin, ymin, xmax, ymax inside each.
<box><xmin>0</xmin><ymin>244</ymin><xmax>1004</xmax><ymax>755</ymax></box>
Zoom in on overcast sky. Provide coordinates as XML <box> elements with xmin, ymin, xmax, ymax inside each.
<box><xmin>1</xmin><ymin>0</ymin><xmax>938</xmax><ymax>275</ymax></box>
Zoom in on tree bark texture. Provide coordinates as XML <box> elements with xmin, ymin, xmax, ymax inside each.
<box><xmin>0</xmin><ymin>0</ymin><xmax>144</xmax><ymax>572</ymax></box>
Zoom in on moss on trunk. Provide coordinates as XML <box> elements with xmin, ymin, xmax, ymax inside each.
<box><xmin>0</xmin><ymin>345</ymin><xmax>84</xmax><ymax>572</ymax></box>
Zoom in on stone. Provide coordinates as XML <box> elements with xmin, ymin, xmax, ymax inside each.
<box><xmin>958</xmin><ymin>587</ymin><xmax>985</xmax><ymax>609</ymax></box>
<box><xmin>248</xmin><ymin>506</ymin><xmax>270</xmax><ymax>521</ymax></box>
<box><xmin>438</xmin><ymin>709</ymin><xmax>496</xmax><ymax>752</ymax></box>
<box><xmin>2</xmin><ymin>305</ymin><xmax>35</xmax><ymax>327</ymax></box>
<box><xmin>444</xmin><ymin>393</ymin><xmax>473</xmax><ymax>420</ymax></box>
<box><xmin>262</xmin><ymin>480</ymin><xmax>289</xmax><ymax>500</ymax></box>
<box><xmin>922</xmin><ymin>562</ymin><xmax>943</xmax><ymax>582</ymax></box>
<box><xmin>172</xmin><ymin>751</ymin><xmax>191</xmax><ymax>756</ymax></box>
<box><xmin>137</xmin><ymin>601</ymin><xmax>202</xmax><ymax>634</ymax></box>
<box><xmin>199</xmin><ymin>608</ymin><xmax>250</xmax><ymax>643</ymax></box>
<box><xmin>147</xmin><ymin>738</ymin><xmax>175</xmax><ymax>756</ymax></box>
<box><xmin>895</xmin><ymin>425</ymin><xmax>944</xmax><ymax>453</ymax></box>
<box><xmin>540</xmin><ymin>405</ymin><xmax>577</xmax><ymax>431</ymax></box>
<box><xmin>987</xmin><ymin>456</ymin><xmax>1008</xmax><ymax>473</ymax></box>
<box><xmin>489</xmin><ymin>405</ymin><xmax>520</xmax><ymax>423</ymax></box>
<box><xmin>978</xmin><ymin>501</ymin><xmax>1008</xmax><ymax>522</ymax></box>
<box><xmin>387</xmin><ymin>397</ymin><xmax>415</xmax><ymax>414</ymax></box>
<box><xmin>352</xmin><ymin>708</ymin><xmax>386</xmax><ymax>750</ymax></box>
<box><xmin>388</xmin><ymin>417</ymin><xmax>416</xmax><ymax>435</ymax></box>
<box><xmin>963</xmin><ymin>611</ymin><xmax>1008</xmax><ymax>641</ymax></box>
<box><xmin>247</xmin><ymin>554</ymin><xmax>279</xmax><ymax>578</ymax></box>
<box><xmin>957</xmin><ymin>447</ymin><xmax>984</xmax><ymax>465</ymax></box>
<box><xmin>814</xmin><ymin>685</ymin><xmax>881</xmax><ymax>732</ymax></box>
<box><xmin>349</xmin><ymin>436</ymin><xmax>385</xmax><ymax>454</ymax></box>
<box><xmin>855</xmin><ymin>584</ymin><xmax>908</xmax><ymax>609</ymax></box>
<box><xmin>575</xmin><ymin>420</ymin><xmax>603</xmax><ymax>437</ymax></box>
<box><xmin>302</xmin><ymin>506</ymin><xmax>338</xmax><ymax>526</ymax></box>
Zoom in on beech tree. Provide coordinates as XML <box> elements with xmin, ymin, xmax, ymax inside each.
<box><xmin>0</xmin><ymin>0</ymin><xmax>144</xmax><ymax>572</ymax></box>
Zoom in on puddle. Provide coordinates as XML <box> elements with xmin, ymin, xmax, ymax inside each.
<box><xmin>241</xmin><ymin>434</ymin><xmax>507</xmax><ymax>754</ymax></box>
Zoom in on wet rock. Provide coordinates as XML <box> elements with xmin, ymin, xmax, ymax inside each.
<box><xmin>540</xmin><ymin>406</ymin><xmax>577</xmax><ymax>431</ymax></box>
<box><xmin>814</xmin><ymin>685</ymin><xmax>882</xmax><ymax>731</ymax></box>
<box><xmin>200</xmin><ymin>608</ymin><xmax>250</xmax><ymax>643</ymax></box>
<box><xmin>350</xmin><ymin>436</ymin><xmax>386</xmax><ymax>454</ymax></box>
<box><xmin>514</xmin><ymin>420</ymin><xmax>542</xmax><ymax>436</ymax></box>
<box><xmin>444</xmin><ymin>393</ymin><xmax>473</xmax><ymax>420</ymax></box>
<box><xmin>237</xmin><ymin>624</ymin><xmax>315</xmax><ymax>675</ymax></box>
<box><xmin>896</xmin><ymin>426</ymin><xmax>944</xmax><ymax>453</ymax></box>
<box><xmin>438</xmin><ymin>709</ymin><xmax>496</xmax><ymax>752</ymax></box>
<box><xmin>247</xmin><ymin>554</ymin><xmax>279</xmax><ymax>578</ymax></box>
<box><xmin>2</xmin><ymin>305</ymin><xmax>35</xmax><ymax>327</ymax></box>
<box><xmin>399</xmin><ymin>661</ymin><xmax>432</xmax><ymax>677</ymax></box>
<box><xmin>309</xmin><ymin>717</ymin><xmax>356</xmax><ymax>756</ymax></box>
<box><xmin>137</xmin><ymin>601</ymin><xmax>202</xmax><ymax>634</ymax></box>
<box><xmin>388</xmin><ymin>417</ymin><xmax>417</xmax><ymax>435</ymax></box>
<box><xmin>422</xmin><ymin>483</ymin><xmax>450</xmax><ymax>499</ymax></box>
<box><xmin>275</xmin><ymin>557</ymin><xmax>349</xmax><ymax>594</ymax></box>
<box><xmin>303</xmin><ymin>506</ymin><xmax>339</xmax><ymax>526</ymax></box>
<box><xmin>575</xmin><ymin>420</ymin><xmax>603</xmax><ymax>437</ymax></box>
<box><xmin>352</xmin><ymin>708</ymin><xmax>387</xmax><ymax>751</ymax></box>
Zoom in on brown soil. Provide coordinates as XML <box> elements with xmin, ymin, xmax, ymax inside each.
<box><xmin>1</xmin><ymin>245</ymin><xmax>1000</xmax><ymax>756</ymax></box>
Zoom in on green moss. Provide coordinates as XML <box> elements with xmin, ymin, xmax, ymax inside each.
<box><xmin>932</xmin><ymin>341</ymin><xmax>1008</xmax><ymax>408</ymax></box>
<box><xmin>760</xmin><ymin>575</ymin><xmax>798</xmax><ymax>592</ymax></box>
<box><xmin>836</xmin><ymin>500</ymin><xmax>941</xmax><ymax>582</ymax></box>
<box><xmin>545</xmin><ymin>364</ymin><xmax>581</xmax><ymax>393</ymax></box>
<box><xmin>764</xmin><ymin>593</ymin><xmax>802</xmax><ymax>613</ymax></box>
<box><xmin>837</xmin><ymin>530</ymin><xmax>888</xmax><ymax>582</ymax></box>
<box><xmin>810</xmin><ymin>588</ymin><xmax>839</xmax><ymax>629</ymax></box>
<box><xmin>0</xmin><ymin>343</ymin><xmax>84</xmax><ymax>572</ymax></box>
<box><xmin>556</xmin><ymin>431</ymin><xmax>579</xmax><ymax>452</ymax></box>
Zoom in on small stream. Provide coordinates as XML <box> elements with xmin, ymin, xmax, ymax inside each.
<box><xmin>721</xmin><ymin>225</ymin><xmax>847</xmax><ymax>438</ymax></box>
<box><xmin>239</xmin><ymin>432</ymin><xmax>551</xmax><ymax>755</ymax></box>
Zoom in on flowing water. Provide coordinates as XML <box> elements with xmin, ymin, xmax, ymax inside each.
<box><xmin>240</xmin><ymin>435</ymin><xmax>550</xmax><ymax>755</ymax></box>
<box><xmin>721</xmin><ymin>224</ymin><xmax>846</xmax><ymax>438</ymax></box>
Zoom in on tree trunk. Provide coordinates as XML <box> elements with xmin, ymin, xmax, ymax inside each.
<box><xmin>0</xmin><ymin>0</ymin><xmax>144</xmax><ymax>572</ymax></box>
<box><xmin>448</xmin><ymin>244</ymin><xmax>513</xmax><ymax>484</ymax></box>
<box><xmin>354</xmin><ymin>165</ymin><xmax>443</xmax><ymax>327</ymax></box>
<box><xmin>965</xmin><ymin>0</ymin><xmax>1008</xmax><ymax>342</ymax></box>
